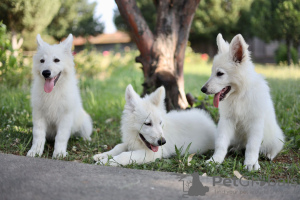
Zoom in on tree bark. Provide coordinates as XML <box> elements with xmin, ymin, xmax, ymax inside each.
<box><xmin>115</xmin><ymin>0</ymin><xmax>200</xmax><ymax>111</ymax></box>
<box><xmin>293</xmin><ymin>39</ymin><xmax>300</xmax><ymax>64</ymax></box>
<box><xmin>11</xmin><ymin>30</ymin><xmax>23</xmax><ymax>57</ymax></box>
<box><xmin>286</xmin><ymin>38</ymin><xmax>291</xmax><ymax>66</ymax></box>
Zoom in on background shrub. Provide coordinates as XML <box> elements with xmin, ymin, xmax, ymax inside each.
<box><xmin>0</xmin><ymin>23</ymin><xmax>31</xmax><ymax>87</ymax></box>
<box><xmin>275</xmin><ymin>44</ymin><xmax>298</xmax><ymax>65</ymax></box>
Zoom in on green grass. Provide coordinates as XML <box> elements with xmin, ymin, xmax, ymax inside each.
<box><xmin>0</xmin><ymin>53</ymin><xmax>299</xmax><ymax>183</ymax></box>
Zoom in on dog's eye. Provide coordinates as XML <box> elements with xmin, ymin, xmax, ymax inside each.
<box><xmin>144</xmin><ymin>122</ymin><xmax>152</xmax><ymax>126</ymax></box>
<box><xmin>40</xmin><ymin>59</ymin><xmax>45</xmax><ymax>63</ymax></box>
<box><xmin>217</xmin><ymin>72</ymin><xmax>224</xmax><ymax>77</ymax></box>
<box><xmin>54</xmin><ymin>58</ymin><xmax>60</xmax><ymax>63</ymax></box>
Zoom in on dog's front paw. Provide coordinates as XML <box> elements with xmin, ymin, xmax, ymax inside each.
<box><xmin>95</xmin><ymin>157</ymin><xmax>119</xmax><ymax>167</ymax></box>
<box><xmin>93</xmin><ymin>153</ymin><xmax>108</xmax><ymax>161</ymax></box>
<box><xmin>52</xmin><ymin>150</ymin><xmax>68</xmax><ymax>158</ymax></box>
<box><xmin>206</xmin><ymin>157</ymin><xmax>222</xmax><ymax>165</ymax></box>
<box><xmin>27</xmin><ymin>148</ymin><xmax>43</xmax><ymax>157</ymax></box>
<box><xmin>244</xmin><ymin>162</ymin><xmax>260</xmax><ymax>171</ymax></box>
<box><xmin>95</xmin><ymin>157</ymin><xmax>108</xmax><ymax>165</ymax></box>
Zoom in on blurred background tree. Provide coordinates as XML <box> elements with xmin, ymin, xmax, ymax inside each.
<box><xmin>115</xmin><ymin>0</ymin><xmax>201</xmax><ymax>110</ymax></box>
<box><xmin>0</xmin><ymin>0</ymin><xmax>298</xmax><ymax>63</ymax></box>
<box><xmin>46</xmin><ymin>0</ymin><xmax>79</xmax><ymax>41</ymax></box>
<box><xmin>114</xmin><ymin>0</ymin><xmax>299</xmax><ymax>65</ymax></box>
<box><xmin>0</xmin><ymin>0</ymin><xmax>103</xmax><ymax>50</ymax></box>
<box><xmin>0</xmin><ymin>0</ymin><xmax>61</xmax><ymax>50</ymax></box>
<box><xmin>189</xmin><ymin>0</ymin><xmax>253</xmax><ymax>42</ymax></box>
<box><xmin>48</xmin><ymin>0</ymin><xmax>103</xmax><ymax>41</ymax></box>
<box><xmin>114</xmin><ymin>0</ymin><xmax>254</xmax><ymax>41</ymax></box>
<box><xmin>250</xmin><ymin>0</ymin><xmax>300</xmax><ymax>65</ymax></box>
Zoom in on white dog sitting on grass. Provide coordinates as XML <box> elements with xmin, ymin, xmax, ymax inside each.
<box><xmin>201</xmin><ymin>33</ymin><xmax>285</xmax><ymax>171</ymax></box>
<box><xmin>27</xmin><ymin>34</ymin><xmax>92</xmax><ymax>158</ymax></box>
<box><xmin>93</xmin><ymin>84</ymin><xmax>216</xmax><ymax>166</ymax></box>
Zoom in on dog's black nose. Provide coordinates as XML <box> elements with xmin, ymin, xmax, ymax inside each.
<box><xmin>157</xmin><ymin>138</ymin><xmax>166</xmax><ymax>146</ymax></box>
<box><xmin>42</xmin><ymin>70</ymin><xmax>51</xmax><ymax>78</ymax></box>
<box><xmin>201</xmin><ymin>87</ymin><xmax>207</xmax><ymax>94</ymax></box>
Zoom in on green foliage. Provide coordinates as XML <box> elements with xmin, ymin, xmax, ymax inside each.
<box><xmin>251</xmin><ymin>0</ymin><xmax>300</xmax><ymax>42</ymax></box>
<box><xmin>114</xmin><ymin>0</ymin><xmax>254</xmax><ymax>42</ymax></box>
<box><xmin>0</xmin><ymin>23</ymin><xmax>30</xmax><ymax>87</ymax></box>
<box><xmin>0</xmin><ymin>0</ymin><xmax>25</xmax><ymax>33</ymax></box>
<box><xmin>47</xmin><ymin>0</ymin><xmax>104</xmax><ymax>41</ymax></box>
<box><xmin>0</xmin><ymin>0</ymin><xmax>102</xmax><ymax>50</ymax></box>
<box><xmin>250</xmin><ymin>0</ymin><xmax>275</xmax><ymax>42</ymax></box>
<box><xmin>66</xmin><ymin>0</ymin><xmax>103</xmax><ymax>38</ymax></box>
<box><xmin>47</xmin><ymin>0</ymin><xmax>81</xmax><ymax>41</ymax></box>
<box><xmin>0</xmin><ymin>0</ymin><xmax>61</xmax><ymax>50</ymax></box>
<box><xmin>190</xmin><ymin>0</ymin><xmax>254</xmax><ymax>42</ymax></box>
<box><xmin>275</xmin><ymin>44</ymin><xmax>298</xmax><ymax>65</ymax></box>
<box><xmin>250</xmin><ymin>0</ymin><xmax>300</xmax><ymax>65</ymax></box>
<box><xmin>274</xmin><ymin>0</ymin><xmax>300</xmax><ymax>43</ymax></box>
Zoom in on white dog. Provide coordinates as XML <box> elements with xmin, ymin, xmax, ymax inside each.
<box><xmin>27</xmin><ymin>34</ymin><xmax>92</xmax><ymax>158</ymax></box>
<box><xmin>201</xmin><ymin>33</ymin><xmax>285</xmax><ymax>171</ymax></box>
<box><xmin>93</xmin><ymin>85</ymin><xmax>216</xmax><ymax>166</ymax></box>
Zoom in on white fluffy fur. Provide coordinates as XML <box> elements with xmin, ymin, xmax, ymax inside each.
<box><xmin>93</xmin><ymin>85</ymin><xmax>216</xmax><ymax>166</ymax></box>
<box><xmin>202</xmin><ymin>33</ymin><xmax>285</xmax><ymax>171</ymax></box>
<box><xmin>27</xmin><ymin>34</ymin><xmax>92</xmax><ymax>158</ymax></box>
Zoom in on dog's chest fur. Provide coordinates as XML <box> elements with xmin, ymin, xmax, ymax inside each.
<box><xmin>31</xmin><ymin>78</ymin><xmax>79</xmax><ymax>124</ymax></box>
<box><xmin>219</xmin><ymin>86</ymin><xmax>265</xmax><ymax>135</ymax></box>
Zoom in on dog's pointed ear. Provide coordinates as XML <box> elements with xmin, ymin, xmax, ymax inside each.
<box><xmin>229</xmin><ymin>34</ymin><xmax>249</xmax><ymax>64</ymax></box>
<box><xmin>216</xmin><ymin>33</ymin><xmax>229</xmax><ymax>53</ymax></box>
<box><xmin>36</xmin><ymin>34</ymin><xmax>45</xmax><ymax>48</ymax></box>
<box><xmin>125</xmin><ymin>84</ymin><xmax>139</xmax><ymax>111</ymax></box>
<box><xmin>61</xmin><ymin>34</ymin><xmax>73</xmax><ymax>53</ymax></box>
<box><xmin>149</xmin><ymin>86</ymin><xmax>165</xmax><ymax>109</ymax></box>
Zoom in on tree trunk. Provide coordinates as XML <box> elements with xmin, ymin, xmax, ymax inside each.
<box><xmin>115</xmin><ymin>0</ymin><xmax>200</xmax><ymax>111</ymax></box>
<box><xmin>11</xmin><ymin>30</ymin><xmax>23</xmax><ymax>57</ymax></box>
<box><xmin>293</xmin><ymin>39</ymin><xmax>299</xmax><ymax>64</ymax></box>
<box><xmin>286</xmin><ymin>38</ymin><xmax>291</xmax><ymax>66</ymax></box>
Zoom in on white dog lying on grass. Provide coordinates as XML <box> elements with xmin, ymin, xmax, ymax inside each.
<box><xmin>93</xmin><ymin>85</ymin><xmax>216</xmax><ymax>166</ymax></box>
<box><xmin>201</xmin><ymin>33</ymin><xmax>285</xmax><ymax>171</ymax></box>
<box><xmin>27</xmin><ymin>34</ymin><xmax>92</xmax><ymax>158</ymax></box>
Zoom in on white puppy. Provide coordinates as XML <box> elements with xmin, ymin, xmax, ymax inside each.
<box><xmin>93</xmin><ymin>85</ymin><xmax>216</xmax><ymax>166</ymax></box>
<box><xmin>201</xmin><ymin>33</ymin><xmax>285</xmax><ymax>171</ymax></box>
<box><xmin>27</xmin><ymin>34</ymin><xmax>92</xmax><ymax>158</ymax></box>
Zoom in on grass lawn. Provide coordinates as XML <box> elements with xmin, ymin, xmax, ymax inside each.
<box><xmin>0</xmin><ymin>51</ymin><xmax>299</xmax><ymax>182</ymax></box>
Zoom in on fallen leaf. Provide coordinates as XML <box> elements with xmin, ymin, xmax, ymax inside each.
<box><xmin>105</xmin><ymin>118</ymin><xmax>113</xmax><ymax>123</ymax></box>
<box><xmin>72</xmin><ymin>146</ymin><xmax>77</xmax><ymax>152</ymax></box>
<box><xmin>234</xmin><ymin>170</ymin><xmax>247</xmax><ymax>180</ymax></box>
<box><xmin>187</xmin><ymin>153</ymin><xmax>195</xmax><ymax>166</ymax></box>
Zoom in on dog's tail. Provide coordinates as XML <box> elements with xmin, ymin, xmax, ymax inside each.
<box><xmin>79</xmin><ymin>110</ymin><xmax>93</xmax><ymax>141</ymax></box>
<box><xmin>261</xmin><ymin>124</ymin><xmax>285</xmax><ymax>160</ymax></box>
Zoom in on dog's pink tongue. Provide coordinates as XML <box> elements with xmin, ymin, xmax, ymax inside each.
<box><xmin>150</xmin><ymin>144</ymin><xmax>159</xmax><ymax>152</ymax></box>
<box><xmin>44</xmin><ymin>78</ymin><xmax>55</xmax><ymax>93</ymax></box>
<box><xmin>213</xmin><ymin>92</ymin><xmax>221</xmax><ymax>108</ymax></box>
